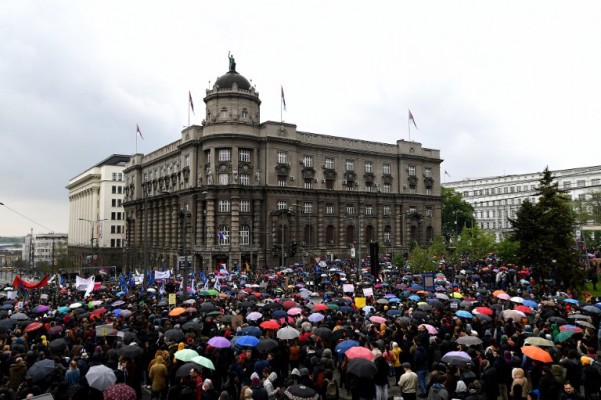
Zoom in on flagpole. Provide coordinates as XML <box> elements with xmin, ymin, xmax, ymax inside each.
<box><xmin>188</xmin><ymin>95</ymin><xmax>190</xmax><ymax>127</ymax></box>
<box><xmin>408</xmin><ymin>117</ymin><xmax>411</xmax><ymax>141</ymax></box>
<box><xmin>135</xmin><ymin>130</ymin><xmax>138</xmax><ymax>154</ymax></box>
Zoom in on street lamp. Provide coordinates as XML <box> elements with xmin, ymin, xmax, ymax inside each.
<box><xmin>78</xmin><ymin>218</ymin><xmax>107</xmax><ymax>268</ymax></box>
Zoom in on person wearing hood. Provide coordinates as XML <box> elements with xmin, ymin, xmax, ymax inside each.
<box><xmin>9</xmin><ymin>357</ymin><xmax>27</xmax><ymax>391</ymax></box>
<box><xmin>373</xmin><ymin>350</ymin><xmax>390</xmax><ymax>400</ymax></box>
<box><xmin>426</xmin><ymin>374</ymin><xmax>449</xmax><ymax>400</ymax></box>
<box><xmin>250</xmin><ymin>372</ymin><xmax>268</xmax><ymax>400</ymax></box>
<box><xmin>202</xmin><ymin>379</ymin><xmax>220</xmax><ymax>400</ymax></box>
<box><xmin>509</xmin><ymin>368</ymin><xmax>528</xmax><ymax>400</ymax></box>
<box><xmin>321</xmin><ymin>348</ymin><xmax>335</xmax><ymax>371</ymax></box>
<box><xmin>149</xmin><ymin>355</ymin><xmax>169</xmax><ymax>400</ymax></box>
<box><xmin>262</xmin><ymin>370</ymin><xmax>279</xmax><ymax>400</ymax></box>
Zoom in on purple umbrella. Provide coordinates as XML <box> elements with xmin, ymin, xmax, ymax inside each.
<box><xmin>47</xmin><ymin>325</ymin><xmax>63</xmax><ymax>335</ymax></box>
<box><xmin>34</xmin><ymin>305</ymin><xmax>50</xmax><ymax>313</ymax></box>
<box><xmin>207</xmin><ymin>336</ymin><xmax>231</xmax><ymax>348</ymax></box>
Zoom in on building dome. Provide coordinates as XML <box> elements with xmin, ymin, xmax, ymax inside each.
<box><xmin>214</xmin><ymin>70</ymin><xmax>252</xmax><ymax>91</ymax></box>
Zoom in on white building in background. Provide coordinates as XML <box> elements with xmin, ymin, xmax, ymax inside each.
<box><xmin>66</xmin><ymin>154</ymin><xmax>131</xmax><ymax>269</ymax></box>
<box><xmin>444</xmin><ymin>165</ymin><xmax>601</xmax><ymax>241</ymax></box>
<box><xmin>22</xmin><ymin>232</ymin><xmax>67</xmax><ymax>267</ymax></box>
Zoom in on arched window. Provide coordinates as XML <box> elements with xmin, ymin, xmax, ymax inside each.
<box><xmin>326</xmin><ymin>225</ymin><xmax>335</xmax><ymax>244</ymax></box>
<box><xmin>346</xmin><ymin>225</ymin><xmax>355</xmax><ymax>244</ymax></box>
<box><xmin>303</xmin><ymin>225</ymin><xmax>314</xmax><ymax>246</ymax></box>
<box><xmin>365</xmin><ymin>225</ymin><xmax>374</xmax><ymax>242</ymax></box>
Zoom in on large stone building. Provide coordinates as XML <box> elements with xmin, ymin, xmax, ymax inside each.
<box><xmin>444</xmin><ymin>165</ymin><xmax>601</xmax><ymax>242</ymax></box>
<box><xmin>66</xmin><ymin>154</ymin><xmax>131</xmax><ymax>271</ymax></box>
<box><xmin>122</xmin><ymin>60</ymin><xmax>442</xmax><ymax>273</ymax></box>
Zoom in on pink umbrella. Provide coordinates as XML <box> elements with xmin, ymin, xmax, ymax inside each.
<box><xmin>345</xmin><ymin>346</ymin><xmax>375</xmax><ymax>360</ymax></box>
<box><xmin>369</xmin><ymin>316</ymin><xmax>387</xmax><ymax>324</ymax></box>
<box><xmin>420</xmin><ymin>324</ymin><xmax>438</xmax><ymax>335</ymax></box>
<box><xmin>287</xmin><ymin>307</ymin><xmax>302</xmax><ymax>315</ymax></box>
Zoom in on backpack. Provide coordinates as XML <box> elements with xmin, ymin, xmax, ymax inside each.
<box><xmin>326</xmin><ymin>378</ymin><xmax>339</xmax><ymax>400</ymax></box>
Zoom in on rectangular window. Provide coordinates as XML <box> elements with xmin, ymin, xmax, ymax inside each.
<box><xmin>325</xmin><ymin>180</ymin><xmax>334</xmax><ymax>190</ymax></box>
<box><xmin>303</xmin><ymin>202</ymin><xmax>313</xmax><ymax>214</ymax></box>
<box><xmin>324</xmin><ymin>157</ymin><xmax>334</xmax><ymax>169</ymax></box>
<box><xmin>111</xmin><ymin>212</ymin><xmax>116</xmax><ymax>220</ymax></box>
<box><xmin>112</xmin><ymin>186</ymin><xmax>117</xmax><ymax>194</ymax></box>
<box><xmin>218</xmin><ymin>149</ymin><xmax>231</xmax><ymax>162</ymax></box>
<box><xmin>205</xmin><ymin>150</ymin><xmax>211</xmax><ymax>164</ymax></box>
<box><xmin>424</xmin><ymin>168</ymin><xmax>432</xmax><ymax>178</ymax></box>
<box><xmin>112</xmin><ymin>172</ymin><xmax>117</xmax><ymax>181</ymax></box>
<box><xmin>325</xmin><ymin>204</ymin><xmax>334</xmax><ymax>215</ymax></box>
<box><xmin>426</xmin><ymin>188</ymin><xmax>432</xmax><ymax>195</ymax></box>
<box><xmin>239</xmin><ymin>149</ymin><xmax>251</xmax><ymax>162</ymax></box>
<box><xmin>240</xmin><ymin>200</ymin><xmax>251</xmax><ymax>213</ymax></box>
<box><xmin>365</xmin><ymin>205</ymin><xmax>373</xmax><ymax>216</ymax></box>
<box><xmin>592</xmin><ymin>179</ymin><xmax>600</xmax><ymax>186</ymax></box>
<box><xmin>218</xmin><ymin>200</ymin><xmax>231</xmax><ymax>212</ymax></box>
<box><xmin>409</xmin><ymin>185</ymin><xmax>416</xmax><ymax>194</ymax></box>
<box><xmin>277</xmin><ymin>151</ymin><xmax>287</xmax><ymax>164</ymax></box>
<box><xmin>346</xmin><ymin>205</ymin><xmax>355</xmax><ymax>215</ymax></box>
<box><xmin>345</xmin><ymin>160</ymin><xmax>354</xmax><ymax>171</ymax></box>
<box><xmin>383</xmin><ymin>164</ymin><xmax>391</xmax><ymax>174</ymax></box>
<box><xmin>383</xmin><ymin>205</ymin><xmax>391</xmax><ymax>216</ymax></box>
<box><xmin>426</xmin><ymin>207</ymin><xmax>433</xmax><ymax>217</ymax></box>
<box><xmin>277</xmin><ymin>201</ymin><xmax>288</xmax><ymax>210</ymax></box>
<box><xmin>303</xmin><ymin>155</ymin><xmax>314</xmax><ymax>168</ymax></box>
<box><xmin>563</xmin><ymin>181</ymin><xmax>572</xmax><ymax>189</ymax></box>
<box><xmin>240</xmin><ymin>228</ymin><xmax>250</xmax><ymax>245</ymax></box>
<box><xmin>277</xmin><ymin>176</ymin><xmax>287</xmax><ymax>187</ymax></box>
<box><xmin>111</xmin><ymin>225</ymin><xmax>116</xmax><ymax>234</ymax></box>
<box><xmin>303</xmin><ymin>179</ymin><xmax>313</xmax><ymax>189</ymax></box>
<box><xmin>577</xmin><ymin>180</ymin><xmax>586</xmax><ymax>187</ymax></box>
<box><xmin>112</xmin><ymin>199</ymin><xmax>117</xmax><ymax>207</ymax></box>
<box><xmin>382</xmin><ymin>183</ymin><xmax>391</xmax><ymax>193</ymax></box>
<box><xmin>364</xmin><ymin>162</ymin><xmax>373</xmax><ymax>173</ymax></box>
<box><xmin>408</xmin><ymin>165</ymin><xmax>416</xmax><ymax>176</ymax></box>
<box><xmin>239</xmin><ymin>174</ymin><xmax>250</xmax><ymax>185</ymax></box>
<box><xmin>118</xmin><ymin>186</ymin><xmax>123</xmax><ymax>194</ymax></box>
<box><xmin>219</xmin><ymin>173</ymin><xmax>229</xmax><ymax>185</ymax></box>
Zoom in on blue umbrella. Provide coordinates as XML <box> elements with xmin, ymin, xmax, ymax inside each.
<box><xmin>388</xmin><ymin>297</ymin><xmax>401</xmax><ymax>303</ymax></box>
<box><xmin>340</xmin><ymin>306</ymin><xmax>354</xmax><ymax>313</ymax></box>
<box><xmin>273</xmin><ymin>310</ymin><xmax>287</xmax><ymax>319</ymax></box>
<box><xmin>564</xmin><ymin>298</ymin><xmax>580</xmax><ymax>305</ymax></box>
<box><xmin>519</xmin><ymin>279</ymin><xmax>530</xmax><ymax>285</ymax></box>
<box><xmin>0</xmin><ymin>304</ymin><xmax>13</xmax><ymax>310</ymax></box>
<box><xmin>335</xmin><ymin>340</ymin><xmax>360</xmax><ymax>354</ymax></box>
<box><xmin>409</xmin><ymin>295</ymin><xmax>420</xmax><ymax>302</ymax></box>
<box><xmin>455</xmin><ymin>310</ymin><xmax>473</xmax><ymax>319</ymax></box>
<box><xmin>522</xmin><ymin>300</ymin><xmax>538</xmax><ymax>308</ymax></box>
<box><xmin>386</xmin><ymin>309</ymin><xmax>401</xmax><ymax>317</ymax></box>
<box><xmin>234</xmin><ymin>335</ymin><xmax>260</xmax><ymax>347</ymax></box>
<box><xmin>113</xmin><ymin>308</ymin><xmax>124</xmax><ymax>316</ymax></box>
<box><xmin>240</xmin><ymin>326</ymin><xmax>262</xmax><ymax>337</ymax></box>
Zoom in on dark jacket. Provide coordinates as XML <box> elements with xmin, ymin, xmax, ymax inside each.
<box><xmin>374</xmin><ymin>356</ymin><xmax>390</xmax><ymax>386</ymax></box>
<box><xmin>251</xmin><ymin>383</ymin><xmax>269</xmax><ymax>400</ymax></box>
<box><xmin>481</xmin><ymin>365</ymin><xmax>500</xmax><ymax>400</ymax></box>
<box><xmin>9</xmin><ymin>362</ymin><xmax>27</xmax><ymax>391</ymax></box>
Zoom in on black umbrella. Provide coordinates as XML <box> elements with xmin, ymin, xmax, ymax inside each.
<box><xmin>164</xmin><ymin>329</ymin><xmax>185</xmax><ymax>342</ymax></box>
<box><xmin>263</xmin><ymin>303</ymin><xmax>282</xmax><ymax>310</ymax></box>
<box><xmin>347</xmin><ymin>358</ymin><xmax>378</xmax><ymax>378</ymax></box>
<box><xmin>412</xmin><ymin>311</ymin><xmax>427</xmax><ymax>321</ymax></box>
<box><xmin>256</xmin><ymin>339</ymin><xmax>279</xmax><ymax>352</ymax></box>
<box><xmin>119</xmin><ymin>344</ymin><xmax>144</xmax><ymax>358</ymax></box>
<box><xmin>239</xmin><ymin>301</ymin><xmax>256</xmax><ymax>309</ymax></box>
<box><xmin>314</xmin><ymin>327</ymin><xmax>333</xmax><ymax>339</ymax></box>
<box><xmin>0</xmin><ymin>318</ymin><xmax>17</xmax><ymax>330</ymax></box>
<box><xmin>396</xmin><ymin>316</ymin><xmax>412</xmax><ymax>324</ymax></box>
<box><xmin>157</xmin><ymin>299</ymin><xmax>169</xmax><ymax>307</ymax></box>
<box><xmin>176</xmin><ymin>362</ymin><xmax>203</xmax><ymax>377</ymax></box>
<box><xmin>283</xmin><ymin>384</ymin><xmax>319</xmax><ymax>400</ymax></box>
<box><xmin>548</xmin><ymin>316</ymin><xmax>568</xmax><ymax>325</ymax></box>
<box><xmin>49</xmin><ymin>338</ymin><xmax>67</xmax><ymax>352</ymax></box>
<box><xmin>182</xmin><ymin>321</ymin><xmax>203</xmax><ymax>332</ymax></box>
<box><xmin>27</xmin><ymin>359</ymin><xmax>55</xmax><ymax>382</ymax></box>
<box><xmin>200</xmin><ymin>303</ymin><xmax>217</xmax><ymax>313</ymax></box>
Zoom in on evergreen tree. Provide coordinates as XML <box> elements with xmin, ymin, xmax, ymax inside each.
<box><xmin>509</xmin><ymin>167</ymin><xmax>583</xmax><ymax>292</ymax></box>
<box><xmin>441</xmin><ymin>187</ymin><xmax>476</xmax><ymax>242</ymax></box>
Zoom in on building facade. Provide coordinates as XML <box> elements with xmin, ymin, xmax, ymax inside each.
<box><xmin>122</xmin><ymin>61</ymin><xmax>443</xmax><ymax>273</ymax></box>
<box><xmin>66</xmin><ymin>154</ymin><xmax>131</xmax><ymax>270</ymax></box>
<box><xmin>444</xmin><ymin>165</ymin><xmax>601</xmax><ymax>241</ymax></box>
<box><xmin>22</xmin><ymin>232</ymin><xmax>68</xmax><ymax>269</ymax></box>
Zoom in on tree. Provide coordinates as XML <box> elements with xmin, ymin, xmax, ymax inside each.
<box><xmin>441</xmin><ymin>187</ymin><xmax>476</xmax><ymax>242</ymax></box>
<box><xmin>509</xmin><ymin>167</ymin><xmax>583</xmax><ymax>291</ymax></box>
<box><xmin>456</xmin><ymin>225</ymin><xmax>497</xmax><ymax>260</ymax></box>
<box><xmin>408</xmin><ymin>235</ymin><xmax>448</xmax><ymax>273</ymax></box>
<box><xmin>495</xmin><ymin>236</ymin><xmax>520</xmax><ymax>265</ymax></box>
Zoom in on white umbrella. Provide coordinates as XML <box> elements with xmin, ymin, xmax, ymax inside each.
<box><xmin>510</xmin><ymin>296</ymin><xmax>524</xmax><ymax>304</ymax></box>
<box><xmin>86</xmin><ymin>364</ymin><xmax>117</xmax><ymax>391</ymax></box>
<box><xmin>277</xmin><ymin>326</ymin><xmax>300</xmax><ymax>340</ymax></box>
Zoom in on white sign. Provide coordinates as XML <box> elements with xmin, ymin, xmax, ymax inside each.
<box><xmin>362</xmin><ymin>288</ymin><xmax>374</xmax><ymax>297</ymax></box>
<box><xmin>343</xmin><ymin>284</ymin><xmax>355</xmax><ymax>293</ymax></box>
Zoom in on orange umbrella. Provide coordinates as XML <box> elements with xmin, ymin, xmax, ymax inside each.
<box><xmin>260</xmin><ymin>320</ymin><xmax>281</xmax><ymax>330</ymax></box>
<box><xmin>169</xmin><ymin>307</ymin><xmax>187</xmax><ymax>317</ymax></box>
<box><xmin>521</xmin><ymin>346</ymin><xmax>553</xmax><ymax>363</ymax></box>
<box><xmin>492</xmin><ymin>290</ymin><xmax>507</xmax><ymax>297</ymax></box>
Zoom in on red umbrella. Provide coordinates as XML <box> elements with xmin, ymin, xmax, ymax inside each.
<box><xmin>345</xmin><ymin>346</ymin><xmax>375</xmax><ymax>361</ymax></box>
<box><xmin>514</xmin><ymin>305</ymin><xmax>533</xmax><ymax>314</ymax></box>
<box><xmin>91</xmin><ymin>307</ymin><xmax>107</xmax><ymax>316</ymax></box>
<box><xmin>260</xmin><ymin>320</ymin><xmax>281</xmax><ymax>330</ymax></box>
<box><xmin>103</xmin><ymin>383</ymin><xmax>136</xmax><ymax>400</ymax></box>
<box><xmin>312</xmin><ymin>304</ymin><xmax>328</xmax><ymax>311</ymax></box>
<box><xmin>474</xmin><ymin>307</ymin><xmax>494</xmax><ymax>316</ymax></box>
<box><xmin>25</xmin><ymin>322</ymin><xmax>43</xmax><ymax>333</ymax></box>
<box><xmin>282</xmin><ymin>300</ymin><xmax>298</xmax><ymax>309</ymax></box>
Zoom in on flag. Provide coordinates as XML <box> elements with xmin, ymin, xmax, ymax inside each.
<box><xmin>201</xmin><ymin>271</ymin><xmax>206</xmax><ymax>283</ymax></box>
<box><xmin>408</xmin><ymin>110</ymin><xmax>418</xmax><ymax>129</ymax></box>
<box><xmin>136</xmin><ymin>124</ymin><xmax>144</xmax><ymax>140</ymax></box>
<box><xmin>189</xmin><ymin>90</ymin><xmax>195</xmax><ymax>115</ymax></box>
<box><xmin>203</xmin><ymin>279</ymin><xmax>209</xmax><ymax>290</ymax></box>
<box><xmin>216</xmin><ymin>229</ymin><xmax>225</xmax><ymax>241</ymax></box>
<box><xmin>214</xmin><ymin>279</ymin><xmax>221</xmax><ymax>292</ymax></box>
<box><xmin>444</xmin><ymin>170</ymin><xmax>451</xmax><ymax>177</ymax></box>
<box><xmin>281</xmin><ymin>85</ymin><xmax>286</xmax><ymax>111</ymax></box>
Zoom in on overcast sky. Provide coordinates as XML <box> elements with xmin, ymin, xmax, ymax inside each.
<box><xmin>1</xmin><ymin>1</ymin><xmax>601</xmax><ymax>237</ymax></box>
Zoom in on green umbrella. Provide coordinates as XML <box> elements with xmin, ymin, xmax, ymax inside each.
<box><xmin>198</xmin><ymin>290</ymin><xmax>211</xmax><ymax>296</ymax></box>
<box><xmin>207</xmin><ymin>311</ymin><xmax>222</xmax><ymax>316</ymax></box>
<box><xmin>554</xmin><ymin>330</ymin><xmax>574</xmax><ymax>343</ymax></box>
<box><xmin>191</xmin><ymin>355</ymin><xmax>215</xmax><ymax>370</ymax></box>
<box><xmin>207</xmin><ymin>289</ymin><xmax>219</xmax><ymax>296</ymax></box>
<box><xmin>175</xmin><ymin>349</ymin><xmax>200</xmax><ymax>362</ymax></box>
<box><xmin>327</xmin><ymin>303</ymin><xmax>340</xmax><ymax>310</ymax></box>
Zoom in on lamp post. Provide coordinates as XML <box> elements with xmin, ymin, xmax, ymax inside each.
<box><xmin>78</xmin><ymin>218</ymin><xmax>107</xmax><ymax>269</ymax></box>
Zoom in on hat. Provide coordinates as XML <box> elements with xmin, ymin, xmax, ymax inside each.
<box><xmin>581</xmin><ymin>356</ymin><xmax>592</xmax><ymax>366</ymax></box>
<box><xmin>299</xmin><ymin>368</ymin><xmax>310</xmax><ymax>377</ymax></box>
<box><xmin>291</xmin><ymin>368</ymin><xmax>301</xmax><ymax>377</ymax></box>
<box><xmin>402</xmin><ymin>362</ymin><xmax>411</xmax><ymax>368</ymax></box>
<box><xmin>251</xmin><ymin>372</ymin><xmax>261</xmax><ymax>385</ymax></box>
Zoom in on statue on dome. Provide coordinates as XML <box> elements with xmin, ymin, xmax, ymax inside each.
<box><xmin>228</xmin><ymin>52</ymin><xmax>236</xmax><ymax>72</ymax></box>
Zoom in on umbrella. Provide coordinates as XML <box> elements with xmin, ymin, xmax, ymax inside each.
<box><xmin>282</xmin><ymin>300</ymin><xmax>299</xmax><ymax>309</ymax></box>
<box><xmin>277</xmin><ymin>326</ymin><xmax>300</xmax><ymax>340</ymax></box>
<box><xmin>554</xmin><ymin>330</ymin><xmax>574</xmax><ymax>343</ymax></box>
<box><xmin>314</xmin><ymin>327</ymin><xmax>333</xmax><ymax>339</ymax></box>
<box><xmin>47</xmin><ymin>325</ymin><xmax>63</xmax><ymax>335</ymax></box>
<box><xmin>169</xmin><ymin>307</ymin><xmax>187</xmax><ymax>317</ymax></box>
<box><xmin>420</xmin><ymin>324</ymin><xmax>438</xmax><ymax>335</ymax></box>
<box><xmin>112</xmin><ymin>300</ymin><xmax>125</xmax><ymax>307</ymax></box>
<box><xmin>583</xmin><ymin>305</ymin><xmax>601</xmax><ymax>315</ymax></box>
<box><xmin>34</xmin><ymin>305</ymin><xmax>50</xmax><ymax>313</ymax></box>
<box><xmin>345</xmin><ymin>346</ymin><xmax>375</xmax><ymax>360</ymax></box>
<box><xmin>69</xmin><ymin>302</ymin><xmax>83</xmax><ymax>309</ymax></box>
<box><xmin>514</xmin><ymin>305</ymin><xmax>533</xmax><ymax>314</ymax></box>
<box><xmin>347</xmin><ymin>358</ymin><xmax>378</xmax><ymax>378</ymax></box>
<box><xmin>474</xmin><ymin>307</ymin><xmax>494</xmax><ymax>316</ymax></box>
<box><xmin>86</xmin><ymin>364</ymin><xmax>117</xmax><ymax>391</ymax></box>
<box><xmin>335</xmin><ymin>340</ymin><xmax>360</xmax><ymax>354</ymax></box>
<box><xmin>240</xmin><ymin>326</ymin><xmax>262</xmax><ymax>337</ymax></box>
<box><xmin>510</xmin><ymin>296</ymin><xmax>524</xmax><ymax>304</ymax></box>
<box><xmin>246</xmin><ymin>311</ymin><xmax>263</xmax><ymax>321</ymax></box>
<box><xmin>182</xmin><ymin>321</ymin><xmax>203</xmax><ymax>332</ymax></box>
<box><xmin>455</xmin><ymin>310</ymin><xmax>473</xmax><ymax>319</ymax></box>
<box><xmin>501</xmin><ymin>310</ymin><xmax>525</xmax><ymax>322</ymax></box>
<box><xmin>119</xmin><ymin>344</ymin><xmax>144</xmax><ymax>358</ymax></box>
<box><xmin>369</xmin><ymin>316</ymin><xmax>387</xmax><ymax>324</ymax></box>
<box><xmin>417</xmin><ymin>303</ymin><xmax>433</xmax><ymax>311</ymax></box>
<box><xmin>10</xmin><ymin>312</ymin><xmax>28</xmax><ymax>321</ymax></box>
<box><xmin>256</xmin><ymin>339</ymin><xmax>279</xmax><ymax>352</ymax></box>
<box><xmin>176</xmin><ymin>362</ymin><xmax>203</xmax><ymax>377</ymax></box>
<box><xmin>119</xmin><ymin>310</ymin><xmax>133</xmax><ymax>318</ymax></box>
<box><xmin>200</xmin><ymin>302</ymin><xmax>217</xmax><ymax>313</ymax></box>
<box><xmin>207</xmin><ymin>336</ymin><xmax>231</xmax><ymax>348</ymax></box>
<box><xmin>386</xmin><ymin>310</ymin><xmax>401</xmax><ymax>317</ymax></box>
<box><xmin>455</xmin><ymin>336</ymin><xmax>482</xmax><ymax>346</ymax></box>
<box><xmin>522</xmin><ymin>300</ymin><xmax>538</xmax><ymax>308</ymax></box>
<box><xmin>190</xmin><ymin>355</ymin><xmax>215</xmax><ymax>370</ymax></box>
<box><xmin>164</xmin><ymin>329</ymin><xmax>185</xmax><ymax>342</ymax></box>
<box><xmin>260</xmin><ymin>320</ymin><xmax>281</xmax><ymax>330</ymax></box>
<box><xmin>175</xmin><ymin>349</ymin><xmax>200</xmax><ymax>362</ymax></box>
<box><xmin>312</xmin><ymin>304</ymin><xmax>329</xmax><ymax>311</ymax></box>
<box><xmin>288</xmin><ymin>307</ymin><xmax>302</xmax><ymax>316</ymax></box>
<box><xmin>521</xmin><ymin>346</ymin><xmax>553</xmax><ymax>363</ymax></box>
<box><xmin>25</xmin><ymin>322</ymin><xmax>43</xmax><ymax>333</ymax></box>
<box><xmin>548</xmin><ymin>316</ymin><xmax>568</xmax><ymax>325</ymax></box>
<box><xmin>284</xmin><ymin>384</ymin><xmax>320</xmax><ymax>400</ymax></box>
<box><xmin>27</xmin><ymin>359</ymin><xmax>55</xmax><ymax>382</ymax></box>
<box><xmin>559</xmin><ymin>325</ymin><xmax>583</xmax><ymax>333</ymax></box>
<box><xmin>524</xmin><ymin>337</ymin><xmax>555</xmax><ymax>347</ymax></box>
<box><xmin>103</xmin><ymin>383</ymin><xmax>137</xmax><ymax>400</ymax></box>
<box><xmin>441</xmin><ymin>351</ymin><xmax>472</xmax><ymax>367</ymax></box>
<box><xmin>49</xmin><ymin>338</ymin><xmax>68</xmax><ymax>352</ymax></box>
<box><xmin>234</xmin><ymin>335</ymin><xmax>260</xmax><ymax>347</ymax></box>
<box><xmin>0</xmin><ymin>318</ymin><xmax>17</xmax><ymax>330</ymax></box>
<box><xmin>308</xmin><ymin>313</ymin><xmax>325</xmax><ymax>323</ymax></box>
<box><xmin>575</xmin><ymin>320</ymin><xmax>595</xmax><ymax>329</ymax></box>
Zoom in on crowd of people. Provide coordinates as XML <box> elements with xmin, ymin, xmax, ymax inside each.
<box><xmin>0</xmin><ymin>258</ymin><xmax>599</xmax><ymax>400</ymax></box>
